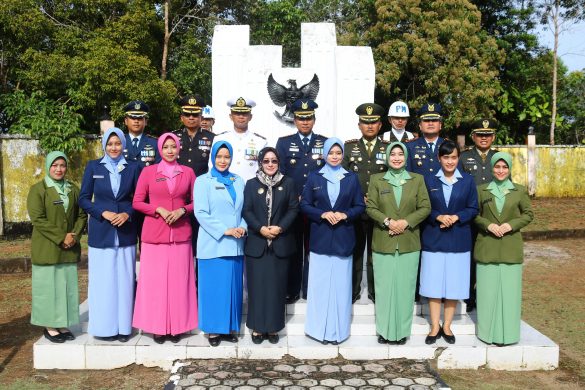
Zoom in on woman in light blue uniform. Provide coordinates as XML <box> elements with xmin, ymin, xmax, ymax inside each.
<box><xmin>300</xmin><ymin>138</ymin><xmax>365</xmax><ymax>344</ymax></box>
<box><xmin>195</xmin><ymin>140</ymin><xmax>247</xmax><ymax>346</ymax></box>
<box><xmin>79</xmin><ymin>127</ymin><xmax>141</xmax><ymax>341</ymax></box>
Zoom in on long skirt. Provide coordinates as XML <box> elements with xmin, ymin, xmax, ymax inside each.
<box><xmin>420</xmin><ymin>251</ymin><xmax>470</xmax><ymax>299</ymax></box>
<box><xmin>305</xmin><ymin>252</ymin><xmax>352</xmax><ymax>343</ymax></box>
<box><xmin>198</xmin><ymin>256</ymin><xmax>243</xmax><ymax>334</ymax></box>
<box><xmin>133</xmin><ymin>242</ymin><xmax>197</xmax><ymax>335</ymax></box>
<box><xmin>476</xmin><ymin>263</ymin><xmax>523</xmax><ymax>344</ymax></box>
<box><xmin>373</xmin><ymin>250</ymin><xmax>419</xmax><ymax>341</ymax></box>
<box><xmin>246</xmin><ymin>249</ymin><xmax>289</xmax><ymax>333</ymax></box>
<box><xmin>31</xmin><ymin>263</ymin><xmax>79</xmax><ymax>328</ymax></box>
<box><xmin>88</xmin><ymin>245</ymin><xmax>135</xmax><ymax>336</ymax></box>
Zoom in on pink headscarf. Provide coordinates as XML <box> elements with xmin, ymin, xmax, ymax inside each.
<box><xmin>157</xmin><ymin>132</ymin><xmax>183</xmax><ymax>193</ymax></box>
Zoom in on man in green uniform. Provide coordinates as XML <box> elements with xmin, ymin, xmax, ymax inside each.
<box><xmin>459</xmin><ymin>118</ymin><xmax>498</xmax><ymax>312</ymax></box>
<box><xmin>343</xmin><ymin>103</ymin><xmax>389</xmax><ymax>303</ymax></box>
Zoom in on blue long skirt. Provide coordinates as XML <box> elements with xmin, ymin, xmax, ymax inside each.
<box><xmin>305</xmin><ymin>252</ymin><xmax>352</xmax><ymax>343</ymax></box>
<box><xmin>198</xmin><ymin>256</ymin><xmax>243</xmax><ymax>334</ymax></box>
<box><xmin>88</xmin><ymin>245</ymin><xmax>135</xmax><ymax>337</ymax></box>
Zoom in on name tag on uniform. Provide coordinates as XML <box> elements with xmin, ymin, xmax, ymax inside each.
<box><xmin>93</xmin><ymin>175</ymin><xmax>104</xmax><ymax>179</ymax></box>
<box><xmin>215</xmin><ymin>186</ymin><xmax>225</xmax><ymax>190</ymax></box>
<box><xmin>53</xmin><ymin>200</ymin><xmax>64</xmax><ymax>205</ymax></box>
<box><xmin>380</xmin><ymin>190</ymin><xmax>391</xmax><ymax>194</ymax></box>
<box><xmin>312</xmin><ymin>186</ymin><xmax>322</xmax><ymax>190</ymax></box>
<box><xmin>430</xmin><ymin>188</ymin><xmax>439</xmax><ymax>192</ymax></box>
<box><xmin>156</xmin><ymin>177</ymin><xmax>167</xmax><ymax>182</ymax></box>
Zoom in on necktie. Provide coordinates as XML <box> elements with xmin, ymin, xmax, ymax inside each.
<box><xmin>366</xmin><ymin>141</ymin><xmax>373</xmax><ymax>156</ymax></box>
<box><xmin>480</xmin><ymin>152</ymin><xmax>487</xmax><ymax>162</ymax></box>
<box><xmin>428</xmin><ymin>142</ymin><xmax>434</xmax><ymax>153</ymax></box>
<box><xmin>302</xmin><ymin>137</ymin><xmax>309</xmax><ymax>149</ymax></box>
<box><xmin>132</xmin><ymin>138</ymin><xmax>139</xmax><ymax>150</ymax></box>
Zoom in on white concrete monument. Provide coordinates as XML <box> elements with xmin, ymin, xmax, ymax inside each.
<box><xmin>212</xmin><ymin>23</ymin><xmax>375</xmax><ymax>146</ymax></box>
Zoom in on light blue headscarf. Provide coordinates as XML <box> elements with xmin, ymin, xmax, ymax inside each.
<box><xmin>319</xmin><ymin>137</ymin><xmax>348</xmax><ymax>206</ymax></box>
<box><xmin>210</xmin><ymin>140</ymin><xmax>237</xmax><ymax>203</ymax></box>
<box><xmin>100</xmin><ymin>127</ymin><xmax>127</xmax><ymax>197</ymax></box>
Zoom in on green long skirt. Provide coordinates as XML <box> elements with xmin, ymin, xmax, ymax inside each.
<box><xmin>373</xmin><ymin>250</ymin><xmax>419</xmax><ymax>341</ymax></box>
<box><xmin>31</xmin><ymin>263</ymin><xmax>79</xmax><ymax>328</ymax></box>
<box><xmin>476</xmin><ymin>263</ymin><xmax>522</xmax><ymax>344</ymax></box>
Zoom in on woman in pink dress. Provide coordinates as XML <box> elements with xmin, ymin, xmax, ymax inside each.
<box><xmin>132</xmin><ymin>132</ymin><xmax>197</xmax><ymax>343</ymax></box>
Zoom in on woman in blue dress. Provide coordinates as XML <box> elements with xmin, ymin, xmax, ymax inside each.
<box><xmin>79</xmin><ymin>127</ymin><xmax>141</xmax><ymax>341</ymax></box>
<box><xmin>194</xmin><ymin>140</ymin><xmax>247</xmax><ymax>346</ymax></box>
<box><xmin>419</xmin><ymin>139</ymin><xmax>479</xmax><ymax>344</ymax></box>
<box><xmin>300</xmin><ymin>137</ymin><xmax>365</xmax><ymax>345</ymax></box>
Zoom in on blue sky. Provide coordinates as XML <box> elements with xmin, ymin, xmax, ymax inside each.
<box><xmin>536</xmin><ymin>20</ymin><xmax>585</xmax><ymax>72</ymax></box>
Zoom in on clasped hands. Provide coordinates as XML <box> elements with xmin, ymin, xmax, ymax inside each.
<box><xmin>225</xmin><ymin>227</ymin><xmax>247</xmax><ymax>239</ymax></box>
<box><xmin>487</xmin><ymin>223</ymin><xmax>512</xmax><ymax>238</ymax></box>
<box><xmin>61</xmin><ymin>232</ymin><xmax>77</xmax><ymax>249</ymax></box>
<box><xmin>387</xmin><ymin>219</ymin><xmax>408</xmax><ymax>236</ymax></box>
<box><xmin>259</xmin><ymin>226</ymin><xmax>282</xmax><ymax>239</ymax></box>
<box><xmin>102</xmin><ymin>211</ymin><xmax>130</xmax><ymax>227</ymax></box>
<box><xmin>155</xmin><ymin>207</ymin><xmax>185</xmax><ymax>225</ymax></box>
<box><xmin>321</xmin><ymin>211</ymin><xmax>348</xmax><ymax>225</ymax></box>
<box><xmin>436</xmin><ymin>214</ymin><xmax>459</xmax><ymax>229</ymax></box>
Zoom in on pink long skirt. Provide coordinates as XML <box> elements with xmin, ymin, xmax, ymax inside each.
<box><xmin>133</xmin><ymin>241</ymin><xmax>197</xmax><ymax>335</ymax></box>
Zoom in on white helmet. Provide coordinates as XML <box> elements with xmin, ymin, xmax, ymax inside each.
<box><xmin>388</xmin><ymin>101</ymin><xmax>410</xmax><ymax>117</ymax></box>
<box><xmin>202</xmin><ymin>105</ymin><xmax>215</xmax><ymax>119</ymax></box>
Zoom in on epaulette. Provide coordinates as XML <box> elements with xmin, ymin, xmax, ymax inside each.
<box><xmin>215</xmin><ymin>131</ymin><xmax>228</xmax><ymax>136</ymax></box>
<box><xmin>345</xmin><ymin>139</ymin><xmax>359</xmax><ymax>144</ymax></box>
<box><xmin>254</xmin><ymin>132</ymin><xmax>267</xmax><ymax>140</ymax></box>
<box><xmin>146</xmin><ymin>134</ymin><xmax>158</xmax><ymax>139</ymax></box>
<box><xmin>462</xmin><ymin>146</ymin><xmax>473</xmax><ymax>152</ymax></box>
<box><xmin>380</xmin><ymin>139</ymin><xmax>390</xmax><ymax>143</ymax></box>
<box><xmin>172</xmin><ymin>128</ymin><xmax>183</xmax><ymax>134</ymax></box>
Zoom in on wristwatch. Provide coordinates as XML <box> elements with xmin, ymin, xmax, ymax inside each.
<box><xmin>383</xmin><ymin>218</ymin><xmax>391</xmax><ymax>227</ymax></box>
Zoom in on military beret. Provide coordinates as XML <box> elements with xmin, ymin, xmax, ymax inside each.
<box><xmin>227</xmin><ymin>96</ymin><xmax>256</xmax><ymax>113</ymax></box>
<box><xmin>355</xmin><ymin>103</ymin><xmax>385</xmax><ymax>123</ymax></box>
<box><xmin>124</xmin><ymin>100</ymin><xmax>149</xmax><ymax>118</ymax></box>
<box><xmin>179</xmin><ymin>95</ymin><xmax>205</xmax><ymax>114</ymax></box>
<box><xmin>292</xmin><ymin>99</ymin><xmax>318</xmax><ymax>118</ymax></box>
<box><xmin>471</xmin><ymin>118</ymin><xmax>497</xmax><ymax>135</ymax></box>
<box><xmin>418</xmin><ymin>102</ymin><xmax>442</xmax><ymax>120</ymax></box>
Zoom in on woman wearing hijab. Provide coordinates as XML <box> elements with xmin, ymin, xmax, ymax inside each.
<box><xmin>195</xmin><ymin>140</ymin><xmax>247</xmax><ymax>346</ymax></box>
<box><xmin>366</xmin><ymin>142</ymin><xmax>431</xmax><ymax>345</ymax></box>
<box><xmin>242</xmin><ymin>147</ymin><xmax>299</xmax><ymax>344</ymax></box>
<box><xmin>132</xmin><ymin>132</ymin><xmax>197</xmax><ymax>343</ymax></box>
<box><xmin>474</xmin><ymin>152</ymin><xmax>533</xmax><ymax>346</ymax></box>
<box><xmin>79</xmin><ymin>128</ymin><xmax>140</xmax><ymax>342</ymax></box>
<box><xmin>27</xmin><ymin>152</ymin><xmax>87</xmax><ymax>343</ymax></box>
<box><xmin>300</xmin><ymin>138</ymin><xmax>365</xmax><ymax>345</ymax></box>
<box><xmin>419</xmin><ymin>140</ymin><xmax>479</xmax><ymax>344</ymax></box>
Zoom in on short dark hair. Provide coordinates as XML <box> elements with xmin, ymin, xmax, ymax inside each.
<box><xmin>438</xmin><ymin>139</ymin><xmax>460</xmax><ymax>157</ymax></box>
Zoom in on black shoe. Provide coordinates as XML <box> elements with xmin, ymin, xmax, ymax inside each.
<box><xmin>95</xmin><ymin>335</ymin><xmax>118</xmax><ymax>342</ymax></box>
<box><xmin>251</xmin><ymin>333</ymin><xmax>264</xmax><ymax>344</ymax></box>
<box><xmin>58</xmin><ymin>329</ymin><xmax>75</xmax><ymax>341</ymax></box>
<box><xmin>442</xmin><ymin>329</ymin><xmax>456</xmax><ymax>344</ymax></box>
<box><xmin>168</xmin><ymin>334</ymin><xmax>181</xmax><ymax>343</ymax></box>
<box><xmin>396</xmin><ymin>337</ymin><xmax>407</xmax><ymax>345</ymax></box>
<box><xmin>44</xmin><ymin>328</ymin><xmax>65</xmax><ymax>343</ymax></box>
<box><xmin>208</xmin><ymin>335</ymin><xmax>221</xmax><ymax>346</ymax></box>
<box><xmin>377</xmin><ymin>335</ymin><xmax>388</xmax><ymax>344</ymax></box>
<box><xmin>330</xmin><ymin>340</ymin><xmax>339</xmax><ymax>345</ymax></box>
<box><xmin>117</xmin><ymin>334</ymin><xmax>131</xmax><ymax>343</ymax></box>
<box><xmin>425</xmin><ymin>328</ymin><xmax>442</xmax><ymax>345</ymax></box>
<box><xmin>153</xmin><ymin>334</ymin><xmax>166</xmax><ymax>344</ymax></box>
<box><xmin>267</xmin><ymin>333</ymin><xmax>279</xmax><ymax>344</ymax></box>
<box><xmin>466</xmin><ymin>300</ymin><xmax>476</xmax><ymax>313</ymax></box>
<box><xmin>221</xmin><ymin>333</ymin><xmax>238</xmax><ymax>343</ymax></box>
<box><xmin>321</xmin><ymin>339</ymin><xmax>329</xmax><ymax>345</ymax></box>
<box><xmin>286</xmin><ymin>295</ymin><xmax>300</xmax><ymax>304</ymax></box>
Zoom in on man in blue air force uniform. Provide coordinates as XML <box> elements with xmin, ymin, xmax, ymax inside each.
<box><xmin>122</xmin><ymin>100</ymin><xmax>160</xmax><ymax>167</ymax></box>
<box><xmin>405</xmin><ymin>103</ymin><xmax>444</xmax><ymax>177</ymax></box>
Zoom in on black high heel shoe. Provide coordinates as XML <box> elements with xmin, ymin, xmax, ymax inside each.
<box><xmin>58</xmin><ymin>329</ymin><xmax>75</xmax><ymax>341</ymax></box>
<box><xmin>251</xmin><ymin>332</ymin><xmax>264</xmax><ymax>344</ymax></box>
<box><xmin>442</xmin><ymin>328</ymin><xmax>456</xmax><ymax>344</ymax></box>
<box><xmin>153</xmin><ymin>334</ymin><xmax>166</xmax><ymax>344</ymax></box>
<box><xmin>425</xmin><ymin>327</ymin><xmax>442</xmax><ymax>345</ymax></box>
<box><xmin>168</xmin><ymin>334</ymin><xmax>181</xmax><ymax>343</ymax></box>
<box><xmin>44</xmin><ymin>328</ymin><xmax>65</xmax><ymax>343</ymax></box>
<box><xmin>208</xmin><ymin>335</ymin><xmax>221</xmax><ymax>346</ymax></box>
<box><xmin>267</xmin><ymin>333</ymin><xmax>279</xmax><ymax>344</ymax></box>
<box><xmin>221</xmin><ymin>333</ymin><xmax>238</xmax><ymax>343</ymax></box>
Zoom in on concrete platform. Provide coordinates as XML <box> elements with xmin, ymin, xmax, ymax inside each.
<box><xmin>33</xmin><ymin>299</ymin><xmax>558</xmax><ymax>371</ymax></box>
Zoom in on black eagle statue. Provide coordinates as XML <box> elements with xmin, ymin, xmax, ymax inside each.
<box><xmin>267</xmin><ymin>73</ymin><xmax>320</xmax><ymax>122</ymax></box>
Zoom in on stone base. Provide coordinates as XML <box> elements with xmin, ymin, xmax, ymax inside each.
<box><xmin>33</xmin><ymin>300</ymin><xmax>558</xmax><ymax>371</ymax></box>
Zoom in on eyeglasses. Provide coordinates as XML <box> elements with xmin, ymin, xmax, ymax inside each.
<box><xmin>182</xmin><ymin>113</ymin><xmax>200</xmax><ymax>118</ymax></box>
<box><xmin>262</xmin><ymin>159</ymin><xmax>279</xmax><ymax>165</ymax></box>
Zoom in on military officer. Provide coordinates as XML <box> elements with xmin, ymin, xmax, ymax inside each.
<box><xmin>405</xmin><ymin>103</ymin><xmax>444</xmax><ymax>177</ymax></box>
<box><xmin>275</xmin><ymin>99</ymin><xmax>327</xmax><ymax>303</ymax></box>
<box><xmin>460</xmin><ymin>118</ymin><xmax>498</xmax><ymax>185</ymax></box>
<box><xmin>382</xmin><ymin>100</ymin><xmax>415</xmax><ymax>143</ymax></box>
<box><xmin>209</xmin><ymin>96</ymin><xmax>267</xmax><ymax>181</ymax></box>
<box><xmin>460</xmin><ymin>118</ymin><xmax>498</xmax><ymax>312</ymax></box>
<box><xmin>343</xmin><ymin>103</ymin><xmax>389</xmax><ymax>303</ymax></box>
<box><xmin>123</xmin><ymin>100</ymin><xmax>160</xmax><ymax>167</ymax></box>
<box><xmin>173</xmin><ymin>95</ymin><xmax>214</xmax><ymax>176</ymax></box>
<box><xmin>201</xmin><ymin>105</ymin><xmax>215</xmax><ymax>132</ymax></box>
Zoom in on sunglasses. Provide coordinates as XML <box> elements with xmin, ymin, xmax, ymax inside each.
<box><xmin>182</xmin><ymin>113</ymin><xmax>200</xmax><ymax>118</ymax></box>
<box><xmin>262</xmin><ymin>159</ymin><xmax>279</xmax><ymax>165</ymax></box>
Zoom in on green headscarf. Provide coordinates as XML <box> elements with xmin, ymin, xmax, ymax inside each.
<box><xmin>382</xmin><ymin>142</ymin><xmax>412</xmax><ymax>206</ymax></box>
<box><xmin>486</xmin><ymin>151</ymin><xmax>514</xmax><ymax>213</ymax></box>
<box><xmin>44</xmin><ymin>151</ymin><xmax>71</xmax><ymax>211</ymax></box>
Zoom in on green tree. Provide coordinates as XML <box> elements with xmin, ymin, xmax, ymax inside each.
<box><xmin>558</xmin><ymin>70</ymin><xmax>585</xmax><ymax>144</ymax></box>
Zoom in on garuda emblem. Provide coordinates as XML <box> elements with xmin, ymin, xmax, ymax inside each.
<box><xmin>267</xmin><ymin>73</ymin><xmax>320</xmax><ymax>123</ymax></box>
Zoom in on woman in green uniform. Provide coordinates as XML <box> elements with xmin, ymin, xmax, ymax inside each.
<box><xmin>474</xmin><ymin>152</ymin><xmax>533</xmax><ymax>345</ymax></box>
<box><xmin>26</xmin><ymin>151</ymin><xmax>87</xmax><ymax>343</ymax></box>
<box><xmin>366</xmin><ymin>142</ymin><xmax>431</xmax><ymax>344</ymax></box>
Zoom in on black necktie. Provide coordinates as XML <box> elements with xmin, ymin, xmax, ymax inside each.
<box><xmin>132</xmin><ymin>138</ymin><xmax>139</xmax><ymax>150</ymax></box>
<box><xmin>303</xmin><ymin>137</ymin><xmax>309</xmax><ymax>149</ymax></box>
<box><xmin>428</xmin><ymin>142</ymin><xmax>434</xmax><ymax>153</ymax></box>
